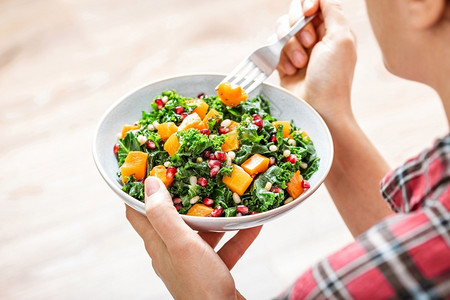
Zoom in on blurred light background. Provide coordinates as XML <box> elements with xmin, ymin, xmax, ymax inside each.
<box><xmin>0</xmin><ymin>0</ymin><xmax>447</xmax><ymax>299</ymax></box>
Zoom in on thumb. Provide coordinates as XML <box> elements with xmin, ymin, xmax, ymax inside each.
<box><xmin>144</xmin><ymin>176</ymin><xmax>192</xmax><ymax>246</ymax></box>
<box><xmin>302</xmin><ymin>0</ymin><xmax>320</xmax><ymax>16</ymax></box>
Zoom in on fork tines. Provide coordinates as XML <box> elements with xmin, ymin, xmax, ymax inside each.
<box><xmin>220</xmin><ymin>57</ymin><xmax>268</xmax><ymax>95</ymax></box>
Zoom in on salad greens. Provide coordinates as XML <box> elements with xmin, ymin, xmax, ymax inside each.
<box><xmin>115</xmin><ymin>90</ymin><xmax>319</xmax><ymax>217</ymax></box>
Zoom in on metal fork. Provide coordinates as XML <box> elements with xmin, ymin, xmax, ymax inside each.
<box><xmin>219</xmin><ymin>14</ymin><xmax>316</xmax><ymax>94</ymax></box>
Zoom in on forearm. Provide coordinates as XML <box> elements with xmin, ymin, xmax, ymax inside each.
<box><xmin>324</xmin><ymin>113</ymin><xmax>395</xmax><ymax>237</ymax></box>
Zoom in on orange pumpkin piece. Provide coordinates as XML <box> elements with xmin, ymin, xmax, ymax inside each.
<box><xmin>150</xmin><ymin>165</ymin><xmax>173</xmax><ymax>188</ymax></box>
<box><xmin>120</xmin><ymin>151</ymin><xmax>148</xmax><ymax>183</ymax></box>
<box><xmin>222</xmin><ymin>164</ymin><xmax>253</xmax><ymax>196</ymax></box>
<box><xmin>228</xmin><ymin>120</ymin><xmax>240</xmax><ymax>131</ymax></box>
<box><xmin>164</xmin><ymin>133</ymin><xmax>180</xmax><ymax>157</ymax></box>
<box><xmin>121</xmin><ymin>124</ymin><xmax>140</xmax><ymax>138</ymax></box>
<box><xmin>272</xmin><ymin>121</ymin><xmax>292</xmax><ymax>138</ymax></box>
<box><xmin>178</xmin><ymin>112</ymin><xmax>206</xmax><ymax>131</ymax></box>
<box><xmin>241</xmin><ymin>154</ymin><xmax>270</xmax><ymax>176</ymax></box>
<box><xmin>216</xmin><ymin>82</ymin><xmax>248</xmax><ymax>107</ymax></box>
<box><xmin>157</xmin><ymin>122</ymin><xmax>178</xmax><ymax>140</ymax></box>
<box><xmin>286</xmin><ymin>170</ymin><xmax>305</xmax><ymax>199</ymax></box>
<box><xmin>203</xmin><ymin>108</ymin><xmax>222</xmax><ymax>125</ymax></box>
<box><xmin>187</xmin><ymin>204</ymin><xmax>214</xmax><ymax>217</ymax></box>
<box><xmin>221</xmin><ymin>130</ymin><xmax>239</xmax><ymax>152</ymax></box>
<box><xmin>301</xmin><ymin>131</ymin><xmax>308</xmax><ymax>138</ymax></box>
<box><xmin>186</xmin><ymin>99</ymin><xmax>209</xmax><ymax>119</ymax></box>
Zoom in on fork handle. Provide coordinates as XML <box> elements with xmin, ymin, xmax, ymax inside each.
<box><xmin>278</xmin><ymin>14</ymin><xmax>317</xmax><ymax>47</ymax></box>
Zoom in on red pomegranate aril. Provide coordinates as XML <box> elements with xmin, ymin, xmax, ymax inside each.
<box><xmin>286</xmin><ymin>154</ymin><xmax>297</xmax><ymax>164</ymax></box>
<box><xmin>173</xmin><ymin>197</ymin><xmax>182</xmax><ymax>204</ymax></box>
<box><xmin>236</xmin><ymin>205</ymin><xmax>249</xmax><ymax>215</ymax></box>
<box><xmin>198</xmin><ymin>177</ymin><xmax>208</xmax><ymax>187</ymax></box>
<box><xmin>271</xmin><ymin>186</ymin><xmax>282</xmax><ymax>193</ymax></box>
<box><xmin>207</xmin><ymin>159</ymin><xmax>221</xmax><ymax>168</ymax></box>
<box><xmin>253</xmin><ymin>118</ymin><xmax>263</xmax><ymax>130</ymax></box>
<box><xmin>214</xmin><ymin>151</ymin><xmax>227</xmax><ymax>162</ymax></box>
<box><xmin>181</xmin><ymin>113</ymin><xmax>188</xmax><ymax>120</ymax></box>
<box><xmin>203</xmin><ymin>197</ymin><xmax>214</xmax><ymax>207</ymax></box>
<box><xmin>302</xmin><ymin>180</ymin><xmax>310</xmax><ymax>190</ymax></box>
<box><xmin>218</xmin><ymin>126</ymin><xmax>230</xmax><ymax>135</ymax></box>
<box><xmin>174</xmin><ymin>106</ymin><xmax>184</xmax><ymax>114</ymax></box>
<box><xmin>175</xmin><ymin>203</ymin><xmax>182</xmax><ymax>211</ymax></box>
<box><xmin>200</xmin><ymin>129</ymin><xmax>210</xmax><ymax>135</ymax></box>
<box><xmin>252</xmin><ymin>114</ymin><xmax>262</xmax><ymax>121</ymax></box>
<box><xmin>155</xmin><ymin>98</ymin><xmax>165</xmax><ymax>109</ymax></box>
<box><xmin>269</xmin><ymin>157</ymin><xmax>276</xmax><ymax>166</ymax></box>
<box><xmin>166</xmin><ymin>167</ymin><xmax>177</xmax><ymax>179</ymax></box>
<box><xmin>113</xmin><ymin>143</ymin><xmax>119</xmax><ymax>155</ymax></box>
<box><xmin>203</xmin><ymin>150</ymin><xmax>212</xmax><ymax>159</ymax></box>
<box><xmin>250</xmin><ymin>211</ymin><xmax>259</xmax><ymax>215</ymax></box>
<box><xmin>209</xmin><ymin>166</ymin><xmax>220</xmax><ymax>177</ymax></box>
<box><xmin>146</xmin><ymin>140</ymin><xmax>156</xmax><ymax>150</ymax></box>
<box><xmin>197</xmin><ymin>93</ymin><xmax>205</xmax><ymax>99</ymax></box>
<box><xmin>211</xmin><ymin>206</ymin><xmax>223</xmax><ymax>217</ymax></box>
<box><xmin>269</xmin><ymin>135</ymin><xmax>277</xmax><ymax>143</ymax></box>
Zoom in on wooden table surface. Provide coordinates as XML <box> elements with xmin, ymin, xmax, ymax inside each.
<box><xmin>0</xmin><ymin>0</ymin><xmax>447</xmax><ymax>299</ymax></box>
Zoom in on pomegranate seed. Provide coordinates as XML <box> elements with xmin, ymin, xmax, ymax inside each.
<box><xmin>207</xmin><ymin>159</ymin><xmax>221</xmax><ymax>168</ymax></box>
<box><xmin>181</xmin><ymin>113</ymin><xmax>188</xmax><ymax>120</ymax></box>
<box><xmin>146</xmin><ymin>140</ymin><xmax>156</xmax><ymax>150</ymax></box>
<box><xmin>252</xmin><ymin>114</ymin><xmax>263</xmax><ymax>129</ymax></box>
<box><xmin>203</xmin><ymin>150</ymin><xmax>212</xmax><ymax>158</ymax></box>
<box><xmin>203</xmin><ymin>197</ymin><xmax>214</xmax><ymax>206</ymax></box>
<box><xmin>209</xmin><ymin>166</ymin><xmax>220</xmax><ymax>177</ymax></box>
<box><xmin>198</xmin><ymin>177</ymin><xmax>208</xmax><ymax>187</ymax></box>
<box><xmin>200</xmin><ymin>129</ymin><xmax>210</xmax><ymax>135</ymax></box>
<box><xmin>166</xmin><ymin>167</ymin><xmax>177</xmax><ymax>179</ymax></box>
<box><xmin>286</xmin><ymin>154</ymin><xmax>297</xmax><ymax>164</ymax></box>
<box><xmin>173</xmin><ymin>197</ymin><xmax>182</xmax><ymax>204</ymax></box>
<box><xmin>209</xmin><ymin>153</ymin><xmax>216</xmax><ymax>159</ymax></box>
<box><xmin>211</xmin><ymin>206</ymin><xmax>223</xmax><ymax>217</ymax></box>
<box><xmin>155</xmin><ymin>98</ymin><xmax>165</xmax><ymax>109</ymax></box>
<box><xmin>269</xmin><ymin>135</ymin><xmax>277</xmax><ymax>143</ymax></box>
<box><xmin>218</xmin><ymin>126</ymin><xmax>230</xmax><ymax>135</ymax></box>
<box><xmin>269</xmin><ymin>157</ymin><xmax>276</xmax><ymax>166</ymax></box>
<box><xmin>197</xmin><ymin>93</ymin><xmax>205</xmax><ymax>99</ymax></box>
<box><xmin>175</xmin><ymin>203</ymin><xmax>182</xmax><ymax>211</ymax></box>
<box><xmin>174</xmin><ymin>106</ymin><xmax>184</xmax><ymax>114</ymax></box>
<box><xmin>236</xmin><ymin>205</ymin><xmax>249</xmax><ymax>215</ymax></box>
<box><xmin>214</xmin><ymin>151</ymin><xmax>227</xmax><ymax>162</ymax></box>
<box><xmin>302</xmin><ymin>180</ymin><xmax>310</xmax><ymax>190</ymax></box>
<box><xmin>250</xmin><ymin>211</ymin><xmax>258</xmax><ymax>215</ymax></box>
<box><xmin>271</xmin><ymin>186</ymin><xmax>282</xmax><ymax>193</ymax></box>
<box><xmin>113</xmin><ymin>143</ymin><xmax>119</xmax><ymax>155</ymax></box>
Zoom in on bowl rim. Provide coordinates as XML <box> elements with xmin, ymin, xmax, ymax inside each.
<box><xmin>92</xmin><ymin>73</ymin><xmax>333</xmax><ymax>226</ymax></box>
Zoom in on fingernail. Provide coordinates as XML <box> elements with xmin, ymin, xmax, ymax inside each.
<box><xmin>303</xmin><ymin>0</ymin><xmax>313</xmax><ymax>12</ymax></box>
<box><xmin>284</xmin><ymin>61</ymin><xmax>296</xmax><ymax>74</ymax></box>
<box><xmin>301</xmin><ymin>31</ymin><xmax>313</xmax><ymax>47</ymax></box>
<box><xmin>292</xmin><ymin>51</ymin><xmax>305</xmax><ymax>67</ymax></box>
<box><xmin>145</xmin><ymin>177</ymin><xmax>161</xmax><ymax>199</ymax></box>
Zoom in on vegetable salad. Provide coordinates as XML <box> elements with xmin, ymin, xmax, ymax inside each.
<box><xmin>115</xmin><ymin>83</ymin><xmax>319</xmax><ymax>217</ymax></box>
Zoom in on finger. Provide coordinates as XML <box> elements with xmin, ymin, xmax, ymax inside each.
<box><xmin>319</xmin><ymin>0</ymin><xmax>349</xmax><ymax>31</ymax></box>
<box><xmin>278</xmin><ymin>51</ymin><xmax>298</xmax><ymax>75</ymax></box>
<box><xmin>144</xmin><ymin>177</ymin><xmax>196</xmax><ymax>250</ymax></box>
<box><xmin>217</xmin><ymin>226</ymin><xmax>263</xmax><ymax>270</ymax></box>
<box><xmin>198</xmin><ymin>232</ymin><xmax>225</xmax><ymax>249</ymax></box>
<box><xmin>296</xmin><ymin>22</ymin><xmax>317</xmax><ymax>48</ymax></box>
<box><xmin>283</xmin><ymin>38</ymin><xmax>309</xmax><ymax>69</ymax></box>
<box><xmin>302</xmin><ymin>0</ymin><xmax>320</xmax><ymax>16</ymax></box>
<box><xmin>125</xmin><ymin>204</ymin><xmax>166</xmax><ymax>257</ymax></box>
<box><xmin>288</xmin><ymin>0</ymin><xmax>303</xmax><ymax>26</ymax></box>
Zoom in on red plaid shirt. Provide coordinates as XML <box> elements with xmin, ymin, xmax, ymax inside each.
<box><xmin>277</xmin><ymin>134</ymin><xmax>450</xmax><ymax>299</ymax></box>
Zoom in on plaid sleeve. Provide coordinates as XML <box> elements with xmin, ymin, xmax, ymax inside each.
<box><xmin>275</xmin><ymin>199</ymin><xmax>450</xmax><ymax>299</ymax></box>
<box><xmin>380</xmin><ymin>134</ymin><xmax>450</xmax><ymax>213</ymax></box>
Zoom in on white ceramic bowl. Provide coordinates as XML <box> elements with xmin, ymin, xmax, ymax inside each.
<box><xmin>93</xmin><ymin>74</ymin><xmax>333</xmax><ymax>232</ymax></box>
